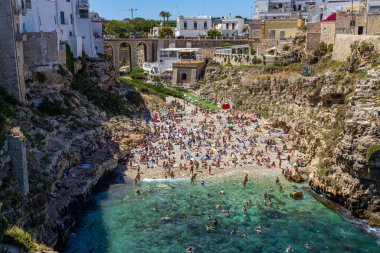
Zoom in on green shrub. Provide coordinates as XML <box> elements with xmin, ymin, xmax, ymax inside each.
<box><xmin>35</xmin><ymin>72</ymin><xmax>46</xmax><ymax>83</ymax></box>
<box><xmin>0</xmin><ymin>215</ymin><xmax>8</xmax><ymax>242</ymax></box>
<box><xmin>282</xmin><ymin>44</ymin><xmax>291</xmax><ymax>51</ymax></box>
<box><xmin>366</xmin><ymin>145</ymin><xmax>380</xmax><ymax>163</ymax></box>
<box><xmin>3</xmin><ymin>227</ymin><xmax>37</xmax><ymax>251</ymax></box>
<box><xmin>128</xmin><ymin>67</ymin><xmax>147</xmax><ymax>81</ymax></box>
<box><xmin>327</xmin><ymin>44</ymin><xmax>334</xmax><ymax>53</ymax></box>
<box><xmin>57</xmin><ymin>64</ymin><xmax>68</xmax><ymax>76</ymax></box>
<box><xmin>37</xmin><ymin>97</ymin><xmax>68</xmax><ymax>116</ymax></box>
<box><xmin>3</xmin><ymin>227</ymin><xmax>52</xmax><ymax>252</ymax></box>
<box><xmin>0</xmin><ymin>89</ymin><xmax>16</xmax><ymax>149</ymax></box>
<box><xmin>66</xmin><ymin>44</ymin><xmax>75</xmax><ymax>74</ymax></box>
<box><xmin>71</xmin><ymin>75</ymin><xmax>130</xmax><ymax>116</ymax></box>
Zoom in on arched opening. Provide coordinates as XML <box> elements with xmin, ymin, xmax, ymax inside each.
<box><xmin>181</xmin><ymin>73</ymin><xmax>188</xmax><ymax>81</ymax></box>
<box><xmin>136</xmin><ymin>42</ymin><xmax>148</xmax><ymax>67</ymax></box>
<box><xmin>104</xmin><ymin>42</ymin><xmax>114</xmax><ymax>66</ymax></box>
<box><xmin>119</xmin><ymin>42</ymin><xmax>132</xmax><ymax>73</ymax></box>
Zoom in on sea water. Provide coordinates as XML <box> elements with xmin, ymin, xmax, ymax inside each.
<box><xmin>64</xmin><ymin>170</ymin><xmax>380</xmax><ymax>253</ymax></box>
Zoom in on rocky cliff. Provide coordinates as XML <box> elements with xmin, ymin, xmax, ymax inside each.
<box><xmin>198</xmin><ymin>44</ymin><xmax>380</xmax><ymax>226</ymax></box>
<box><xmin>0</xmin><ymin>58</ymin><xmax>152</xmax><ymax>248</ymax></box>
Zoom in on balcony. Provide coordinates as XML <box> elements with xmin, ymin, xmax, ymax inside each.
<box><xmin>79</xmin><ymin>9</ymin><xmax>89</xmax><ymax>19</ymax></box>
<box><xmin>78</xmin><ymin>0</ymin><xmax>89</xmax><ymax>10</ymax></box>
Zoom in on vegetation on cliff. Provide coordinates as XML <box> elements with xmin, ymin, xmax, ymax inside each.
<box><xmin>0</xmin><ymin>89</ymin><xmax>16</xmax><ymax>149</ymax></box>
<box><xmin>3</xmin><ymin>227</ymin><xmax>52</xmax><ymax>252</ymax></box>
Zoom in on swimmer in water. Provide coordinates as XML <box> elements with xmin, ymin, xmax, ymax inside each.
<box><xmin>201</xmin><ymin>180</ymin><xmax>205</xmax><ymax>186</ymax></box>
<box><xmin>186</xmin><ymin>246</ymin><xmax>194</xmax><ymax>253</ymax></box>
<box><xmin>215</xmin><ymin>203</ymin><xmax>222</xmax><ymax>209</ymax></box>
<box><xmin>231</xmin><ymin>228</ymin><xmax>237</xmax><ymax>235</ymax></box>
<box><xmin>212</xmin><ymin>218</ymin><xmax>218</xmax><ymax>226</ymax></box>
<box><xmin>206</xmin><ymin>225</ymin><xmax>215</xmax><ymax>231</ymax></box>
<box><xmin>255</xmin><ymin>226</ymin><xmax>262</xmax><ymax>234</ymax></box>
<box><xmin>285</xmin><ymin>246</ymin><xmax>294</xmax><ymax>252</ymax></box>
<box><xmin>220</xmin><ymin>189</ymin><xmax>225</xmax><ymax>195</ymax></box>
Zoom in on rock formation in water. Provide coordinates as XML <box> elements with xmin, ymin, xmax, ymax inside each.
<box><xmin>198</xmin><ymin>42</ymin><xmax>380</xmax><ymax>226</ymax></box>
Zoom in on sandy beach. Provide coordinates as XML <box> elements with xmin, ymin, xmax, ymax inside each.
<box><xmin>123</xmin><ymin>97</ymin><xmax>306</xmax><ymax>184</ymax></box>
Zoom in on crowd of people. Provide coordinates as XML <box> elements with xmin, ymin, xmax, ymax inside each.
<box><xmin>127</xmin><ymin>98</ymin><xmax>306</xmax><ymax>184</ymax></box>
<box><xmin>124</xmin><ymin>97</ymin><xmax>310</xmax><ymax>252</ymax></box>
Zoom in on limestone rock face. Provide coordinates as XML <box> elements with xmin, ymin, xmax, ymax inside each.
<box><xmin>0</xmin><ymin>60</ymin><xmax>150</xmax><ymax>248</ymax></box>
<box><xmin>199</xmin><ymin>62</ymin><xmax>380</xmax><ymax>222</ymax></box>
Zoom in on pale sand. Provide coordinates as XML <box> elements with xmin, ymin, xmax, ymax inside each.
<box><xmin>123</xmin><ymin>97</ymin><xmax>305</xmax><ymax>185</ymax></box>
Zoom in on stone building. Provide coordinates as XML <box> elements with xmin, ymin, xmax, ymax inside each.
<box><xmin>171</xmin><ymin>49</ymin><xmax>205</xmax><ymax>88</ymax></box>
<box><xmin>0</xmin><ymin>0</ymin><xmax>26</xmax><ymax>103</ymax></box>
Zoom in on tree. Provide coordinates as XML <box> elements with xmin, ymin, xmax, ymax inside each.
<box><xmin>165</xmin><ymin>11</ymin><xmax>171</xmax><ymax>22</ymax></box>
<box><xmin>159</xmin><ymin>11</ymin><xmax>166</xmax><ymax>23</ymax></box>
<box><xmin>159</xmin><ymin>11</ymin><xmax>172</xmax><ymax>23</ymax></box>
<box><xmin>207</xmin><ymin>29</ymin><xmax>222</xmax><ymax>38</ymax></box>
<box><xmin>159</xmin><ymin>26</ymin><xmax>174</xmax><ymax>38</ymax></box>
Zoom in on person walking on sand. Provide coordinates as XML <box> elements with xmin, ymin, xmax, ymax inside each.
<box><xmin>243</xmin><ymin>174</ymin><xmax>248</xmax><ymax>188</ymax></box>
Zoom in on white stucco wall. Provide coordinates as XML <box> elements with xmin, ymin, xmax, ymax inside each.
<box><xmin>175</xmin><ymin>16</ymin><xmax>212</xmax><ymax>37</ymax></box>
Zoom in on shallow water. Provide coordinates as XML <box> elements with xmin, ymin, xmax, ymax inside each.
<box><xmin>64</xmin><ymin>170</ymin><xmax>380</xmax><ymax>253</ymax></box>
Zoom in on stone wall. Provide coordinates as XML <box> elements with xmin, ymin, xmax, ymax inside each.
<box><xmin>320</xmin><ymin>22</ymin><xmax>336</xmax><ymax>45</ymax></box>
<box><xmin>7</xmin><ymin>128</ymin><xmax>29</xmax><ymax>196</ymax></box>
<box><xmin>367</xmin><ymin>13</ymin><xmax>380</xmax><ymax>35</ymax></box>
<box><xmin>0</xmin><ymin>0</ymin><xmax>25</xmax><ymax>103</ymax></box>
<box><xmin>23</xmin><ymin>32</ymin><xmax>61</xmax><ymax>73</ymax></box>
<box><xmin>306</xmin><ymin>32</ymin><xmax>321</xmax><ymax>52</ymax></box>
<box><xmin>332</xmin><ymin>34</ymin><xmax>380</xmax><ymax>61</ymax></box>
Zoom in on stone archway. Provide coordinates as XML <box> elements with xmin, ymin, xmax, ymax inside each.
<box><xmin>136</xmin><ymin>42</ymin><xmax>147</xmax><ymax>66</ymax></box>
<box><xmin>104</xmin><ymin>42</ymin><xmax>114</xmax><ymax>67</ymax></box>
<box><xmin>119</xmin><ymin>42</ymin><xmax>132</xmax><ymax>71</ymax></box>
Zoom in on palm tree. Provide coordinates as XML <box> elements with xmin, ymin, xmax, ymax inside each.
<box><xmin>165</xmin><ymin>11</ymin><xmax>171</xmax><ymax>22</ymax></box>
<box><xmin>159</xmin><ymin>11</ymin><xmax>166</xmax><ymax>23</ymax></box>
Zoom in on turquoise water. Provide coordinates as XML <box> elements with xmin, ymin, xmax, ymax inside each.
<box><xmin>64</xmin><ymin>170</ymin><xmax>380</xmax><ymax>253</ymax></box>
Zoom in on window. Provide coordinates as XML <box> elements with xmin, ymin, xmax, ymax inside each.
<box><xmin>336</xmin><ymin>28</ymin><xmax>346</xmax><ymax>34</ymax></box>
<box><xmin>232</xmin><ymin>23</ymin><xmax>235</xmax><ymax>30</ymax></box>
<box><xmin>204</xmin><ymin>22</ymin><xmax>207</xmax><ymax>29</ymax></box>
<box><xmin>358</xmin><ymin>26</ymin><xmax>364</xmax><ymax>35</ymax></box>
<box><xmin>226</xmin><ymin>23</ymin><xmax>229</xmax><ymax>30</ymax></box>
<box><xmin>184</xmin><ymin>21</ymin><xmax>187</xmax><ymax>30</ymax></box>
<box><xmin>60</xmin><ymin>11</ymin><xmax>65</xmax><ymax>24</ymax></box>
<box><xmin>323</xmin><ymin>27</ymin><xmax>327</xmax><ymax>34</ymax></box>
<box><xmin>280</xmin><ymin>31</ymin><xmax>285</xmax><ymax>39</ymax></box>
<box><xmin>25</xmin><ymin>0</ymin><xmax>32</xmax><ymax>9</ymax></box>
<box><xmin>69</xmin><ymin>31</ymin><xmax>72</xmax><ymax>36</ymax></box>
<box><xmin>194</xmin><ymin>22</ymin><xmax>198</xmax><ymax>29</ymax></box>
<box><xmin>70</xmin><ymin>14</ymin><xmax>73</xmax><ymax>24</ymax></box>
<box><xmin>269</xmin><ymin>30</ymin><xmax>276</xmax><ymax>38</ymax></box>
<box><xmin>67</xmin><ymin>0</ymin><xmax>70</xmax><ymax>2</ymax></box>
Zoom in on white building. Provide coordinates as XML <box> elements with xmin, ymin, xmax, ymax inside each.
<box><xmin>175</xmin><ymin>16</ymin><xmax>212</xmax><ymax>38</ymax></box>
<box><xmin>90</xmin><ymin>12</ymin><xmax>104</xmax><ymax>55</ymax></box>
<box><xmin>253</xmin><ymin>0</ymin><xmax>365</xmax><ymax>21</ymax></box>
<box><xmin>216</xmin><ymin>17</ymin><xmax>245</xmax><ymax>37</ymax></box>
<box><xmin>143</xmin><ymin>48</ymin><xmax>202</xmax><ymax>74</ymax></box>
<box><xmin>14</xmin><ymin>0</ymin><xmax>101</xmax><ymax>58</ymax></box>
<box><xmin>367</xmin><ymin>0</ymin><xmax>380</xmax><ymax>12</ymax></box>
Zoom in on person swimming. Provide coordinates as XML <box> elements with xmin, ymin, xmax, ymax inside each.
<box><xmin>220</xmin><ymin>189</ymin><xmax>225</xmax><ymax>195</ymax></box>
<box><xmin>285</xmin><ymin>246</ymin><xmax>294</xmax><ymax>252</ymax></box>
<box><xmin>212</xmin><ymin>218</ymin><xmax>218</xmax><ymax>226</ymax></box>
<box><xmin>186</xmin><ymin>246</ymin><xmax>194</xmax><ymax>253</ymax></box>
<box><xmin>255</xmin><ymin>226</ymin><xmax>262</xmax><ymax>234</ymax></box>
<box><xmin>231</xmin><ymin>228</ymin><xmax>237</xmax><ymax>235</ymax></box>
